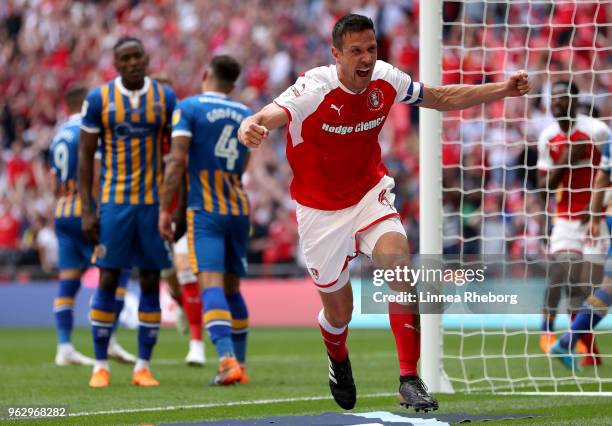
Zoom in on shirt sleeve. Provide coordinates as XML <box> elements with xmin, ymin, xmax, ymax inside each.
<box><xmin>384</xmin><ymin>65</ymin><xmax>423</xmax><ymax>105</ymax></box>
<box><xmin>536</xmin><ymin>129</ymin><xmax>553</xmax><ymax>171</ymax></box>
<box><xmin>171</xmin><ymin>100</ymin><xmax>193</xmax><ymax>138</ymax></box>
<box><xmin>273</xmin><ymin>75</ymin><xmax>322</xmax><ymax>123</ymax></box>
<box><xmin>80</xmin><ymin>88</ymin><xmax>102</xmax><ymax>134</ymax></box>
<box><xmin>594</xmin><ymin>120</ymin><xmax>611</xmax><ymax>144</ymax></box>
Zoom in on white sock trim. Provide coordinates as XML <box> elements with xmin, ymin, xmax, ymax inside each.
<box><xmin>318</xmin><ymin>309</ymin><xmax>347</xmax><ymax>335</ymax></box>
<box><xmin>177</xmin><ymin>270</ymin><xmax>198</xmax><ymax>285</ymax></box>
<box><xmin>134</xmin><ymin>359</ymin><xmax>150</xmax><ymax>372</ymax></box>
<box><xmin>94</xmin><ymin>360</ymin><xmax>109</xmax><ymax>372</ymax></box>
<box><xmin>58</xmin><ymin>342</ymin><xmax>74</xmax><ymax>352</ymax></box>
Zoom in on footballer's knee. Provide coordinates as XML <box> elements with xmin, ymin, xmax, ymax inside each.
<box><xmin>99</xmin><ymin>268</ymin><xmax>121</xmax><ymax>292</ymax></box>
<box><xmin>320</xmin><ymin>281</ymin><xmax>353</xmax><ymax>328</ymax></box>
<box><xmin>198</xmin><ymin>271</ymin><xmax>224</xmax><ymax>289</ymax></box>
<box><xmin>139</xmin><ymin>269</ymin><xmax>161</xmax><ymax>293</ymax></box>
<box><xmin>325</xmin><ymin>306</ymin><xmax>352</xmax><ymax>329</ymax></box>
<box><xmin>223</xmin><ymin>273</ymin><xmax>240</xmax><ymax>295</ymax></box>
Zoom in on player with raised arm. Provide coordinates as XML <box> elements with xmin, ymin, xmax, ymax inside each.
<box><xmin>551</xmin><ymin>129</ymin><xmax>612</xmax><ymax>370</ymax></box>
<box><xmin>238</xmin><ymin>14</ymin><xmax>529</xmax><ymax>411</ymax></box>
<box><xmin>159</xmin><ymin>55</ymin><xmax>251</xmax><ymax>385</ymax></box>
<box><xmin>78</xmin><ymin>36</ymin><xmax>176</xmax><ymax>387</ymax></box>
<box><xmin>51</xmin><ymin>85</ymin><xmax>134</xmax><ymax>366</ymax></box>
<box><xmin>536</xmin><ymin>81</ymin><xmax>610</xmax><ymax>366</ymax></box>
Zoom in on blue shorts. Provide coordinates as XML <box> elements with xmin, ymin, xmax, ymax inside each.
<box><xmin>97</xmin><ymin>203</ymin><xmax>172</xmax><ymax>270</ymax></box>
<box><xmin>187</xmin><ymin>209</ymin><xmax>249</xmax><ymax>277</ymax></box>
<box><xmin>55</xmin><ymin>216</ymin><xmax>94</xmax><ymax>271</ymax></box>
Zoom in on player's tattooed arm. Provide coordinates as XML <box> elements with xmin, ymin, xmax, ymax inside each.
<box><xmin>78</xmin><ymin>129</ymin><xmax>100</xmax><ymax>241</ymax></box>
<box><xmin>420</xmin><ymin>70</ymin><xmax>530</xmax><ymax>111</ymax></box>
<box><xmin>238</xmin><ymin>103</ymin><xmax>288</xmax><ymax>148</ymax></box>
<box><xmin>159</xmin><ymin>136</ymin><xmax>190</xmax><ymax>241</ymax></box>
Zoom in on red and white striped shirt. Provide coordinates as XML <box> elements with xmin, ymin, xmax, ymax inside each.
<box><xmin>274</xmin><ymin>60</ymin><xmax>423</xmax><ymax>210</ymax></box>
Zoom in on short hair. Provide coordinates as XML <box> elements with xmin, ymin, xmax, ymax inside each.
<box><xmin>64</xmin><ymin>84</ymin><xmax>87</xmax><ymax>110</ymax></box>
<box><xmin>113</xmin><ymin>36</ymin><xmax>144</xmax><ymax>55</ymax></box>
<box><xmin>552</xmin><ymin>80</ymin><xmax>579</xmax><ymax>96</ymax></box>
<box><xmin>209</xmin><ymin>55</ymin><xmax>241</xmax><ymax>86</ymax></box>
<box><xmin>332</xmin><ymin>14</ymin><xmax>375</xmax><ymax>49</ymax></box>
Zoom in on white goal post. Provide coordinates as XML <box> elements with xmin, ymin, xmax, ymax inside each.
<box><xmin>419</xmin><ymin>0</ymin><xmax>452</xmax><ymax>394</ymax></box>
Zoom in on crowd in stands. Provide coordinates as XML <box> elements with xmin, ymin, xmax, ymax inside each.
<box><xmin>0</xmin><ymin>0</ymin><xmax>609</xmax><ymax>276</ymax></box>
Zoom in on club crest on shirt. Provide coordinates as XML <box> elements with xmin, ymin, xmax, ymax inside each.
<box><xmin>367</xmin><ymin>88</ymin><xmax>384</xmax><ymax>111</ymax></box>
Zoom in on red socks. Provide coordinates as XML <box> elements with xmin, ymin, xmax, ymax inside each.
<box><xmin>181</xmin><ymin>282</ymin><xmax>202</xmax><ymax>341</ymax></box>
<box><xmin>317</xmin><ymin>304</ymin><xmax>420</xmax><ymax>376</ymax></box>
<box><xmin>318</xmin><ymin>309</ymin><xmax>348</xmax><ymax>362</ymax></box>
<box><xmin>389</xmin><ymin>302</ymin><xmax>420</xmax><ymax>376</ymax></box>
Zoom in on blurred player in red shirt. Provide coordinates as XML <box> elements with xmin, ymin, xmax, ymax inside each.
<box><xmin>536</xmin><ymin>80</ymin><xmax>610</xmax><ymax>366</ymax></box>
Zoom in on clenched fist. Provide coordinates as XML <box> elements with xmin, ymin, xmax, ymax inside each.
<box><xmin>505</xmin><ymin>70</ymin><xmax>530</xmax><ymax>97</ymax></box>
<box><xmin>238</xmin><ymin>117</ymin><xmax>269</xmax><ymax>149</ymax></box>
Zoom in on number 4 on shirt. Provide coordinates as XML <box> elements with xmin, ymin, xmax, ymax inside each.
<box><xmin>214</xmin><ymin>124</ymin><xmax>239</xmax><ymax>171</ymax></box>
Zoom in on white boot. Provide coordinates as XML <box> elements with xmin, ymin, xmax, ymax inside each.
<box><xmin>185</xmin><ymin>339</ymin><xmax>206</xmax><ymax>366</ymax></box>
<box><xmin>55</xmin><ymin>343</ymin><xmax>95</xmax><ymax>366</ymax></box>
<box><xmin>108</xmin><ymin>336</ymin><xmax>137</xmax><ymax>364</ymax></box>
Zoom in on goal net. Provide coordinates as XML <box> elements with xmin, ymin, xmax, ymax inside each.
<box><xmin>426</xmin><ymin>0</ymin><xmax>612</xmax><ymax>394</ymax></box>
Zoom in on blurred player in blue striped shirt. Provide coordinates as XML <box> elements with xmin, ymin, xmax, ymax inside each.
<box><xmin>78</xmin><ymin>36</ymin><xmax>176</xmax><ymax>388</ymax></box>
<box><xmin>51</xmin><ymin>85</ymin><xmax>134</xmax><ymax>367</ymax></box>
<box><xmin>159</xmin><ymin>55</ymin><xmax>251</xmax><ymax>385</ymax></box>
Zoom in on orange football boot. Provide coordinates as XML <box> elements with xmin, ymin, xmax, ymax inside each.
<box><xmin>539</xmin><ymin>332</ymin><xmax>557</xmax><ymax>354</ymax></box>
<box><xmin>132</xmin><ymin>368</ymin><xmax>160</xmax><ymax>386</ymax></box>
<box><xmin>210</xmin><ymin>356</ymin><xmax>242</xmax><ymax>385</ymax></box>
<box><xmin>88</xmin><ymin>368</ymin><xmax>110</xmax><ymax>388</ymax></box>
<box><xmin>239</xmin><ymin>365</ymin><xmax>250</xmax><ymax>384</ymax></box>
<box><xmin>575</xmin><ymin>339</ymin><xmax>588</xmax><ymax>355</ymax></box>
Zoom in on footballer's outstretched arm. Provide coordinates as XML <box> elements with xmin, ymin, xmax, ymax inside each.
<box><xmin>238</xmin><ymin>102</ymin><xmax>289</xmax><ymax>148</ymax></box>
<box><xmin>420</xmin><ymin>70</ymin><xmax>530</xmax><ymax>111</ymax></box>
<box><xmin>159</xmin><ymin>135</ymin><xmax>190</xmax><ymax>241</ymax></box>
<box><xmin>78</xmin><ymin>129</ymin><xmax>99</xmax><ymax>241</ymax></box>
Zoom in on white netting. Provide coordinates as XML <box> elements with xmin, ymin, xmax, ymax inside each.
<box><xmin>438</xmin><ymin>0</ymin><xmax>612</xmax><ymax>393</ymax></box>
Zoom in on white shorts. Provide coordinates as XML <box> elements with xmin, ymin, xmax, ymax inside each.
<box><xmin>549</xmin><ymin>218</ymin><xmax>608</xmax><ymax>261</ymax></box>
<box><xmin>296</xmin><ymin>175</ymin><xmax>406</xmax><ymax>293</ymax></box>
<box><xmin>174</xmin><ymin>234</ymin><xmax>188</xmax><ymax>256</ymax></box>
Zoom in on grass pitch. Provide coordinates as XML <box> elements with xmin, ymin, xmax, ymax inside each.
<box><xmin>0</xmin><ymin>327</ymin><xmax>611</xmax><ymax>425</ymax></box>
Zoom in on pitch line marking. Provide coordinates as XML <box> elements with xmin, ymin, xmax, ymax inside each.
<box><xmin>68</xmin><ymin>393</ymin><xmax>396</xmax><ymax>417</ymax></box>
<box><xmin>68</xmin><ymin>391</ymin><xmax>612</xmax><ymax>417</ymax></box>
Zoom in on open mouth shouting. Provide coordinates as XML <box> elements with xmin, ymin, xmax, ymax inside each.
<box><xmin>356</xmin><ymin>67</ymin><xmax>371</xmax><ymax>78</ymax></box>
